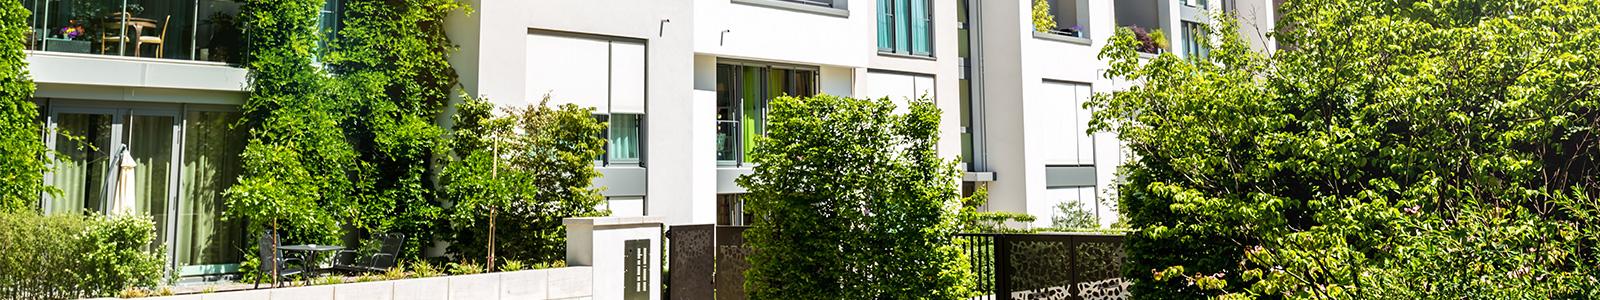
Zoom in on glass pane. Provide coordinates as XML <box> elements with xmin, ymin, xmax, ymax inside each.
<box><xmin>910</xmin><ymin>0</ymin><xmax>931</xmax><ymax>55</ymax></box>
<box><xmin>130</xmin><ymin>115</ymin><xmax>174</xmax><ymax>250</ymax></box>
<box><xmin>610</xmin><ymin>114</ymin><xmax>641</xmax><ymax>161</ymax></box>
<box><xmin>741</xmin><ymin>66</ymin><xmax>764</xmax><ymax>161</ymax></box>
<box><xmin>716</xmin><ymin>64</ymin><xmax>739</xmax><ymax>163</ymax></box>
<box><xmin>49</xmin><ymin>113</ymin><xmax>114</xmax><ymax>215</ymax></box>
<box><xmin>23</xmin><ymin>0</ymin><xmax>243</xmax><ymax>63</ymax></box>
<box><xmin>876</xmin><ymin>0</ymin><xmax>893</xmax><ymax>51</ymax></box>
<box><xmin>176</xmin><ymin>111</ymin><xmax>245</xmax><ymax>272</ymax></box>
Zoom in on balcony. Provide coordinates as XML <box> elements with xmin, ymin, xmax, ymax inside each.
<box><xmin>1035</xmin><ymin>0</ymin><xmax>1090</xmax><ymax>39</ymax></box>
<box><xmin>22</xmin><ymin>0</ymin><xmax>244</xmax><ymax>64</ymax></box>
<box><xmin>1114</xmin><ymin>0</ymin><xmax>1167</xmax><ymax>53</ymax></box>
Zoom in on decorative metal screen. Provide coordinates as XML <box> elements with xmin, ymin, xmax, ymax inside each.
<box><xmin>961</xmin><ymin>233</ymin><xmax>1128</xmax><ymax>300</ymax></box>
<box><xmin>667</xmin><ymin>225</ymin><xmax>753</xmax><ymax>300</ymax></box>
<box><xmin>667</xmin><ymin>225</ymin><xmax>714</xmax><ymax>300</ymax></box>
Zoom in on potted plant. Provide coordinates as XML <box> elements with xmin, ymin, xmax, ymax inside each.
<box><xmin>1128</xmin><ymin>26</ymin><xmax>1168</xmax><ymax>54</ymax></box>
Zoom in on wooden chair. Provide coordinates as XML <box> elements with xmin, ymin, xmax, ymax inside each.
<box><xmin>98</xmin><ymin>19</ymin><xmax>129</xmax><ymax>55</ymax></box>
<box><xmin>137</xmin><ymin>15</ymin><xmax>170</xmax><ymax>57</ymax></box>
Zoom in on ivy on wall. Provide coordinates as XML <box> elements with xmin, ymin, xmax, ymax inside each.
<box><xmin>328</xmin><ymin>0</ymin><xmax>466</xmax><ymax>260</ymax></box>
<box><xmin>0</xmin><ymin>0</ymin><xmax>52</xmax><ymax>212</ymax></box>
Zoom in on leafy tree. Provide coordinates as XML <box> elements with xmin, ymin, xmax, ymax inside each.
<box><xmin>327</xmin><ymin>0</ymin><xmax>465</xmax><ymax>259</ymax></box>
<box><xmin>1050</xmin><ymin>200</ymin><xmax>1098</xmax><ymax>229</ymax></box>
<box><xmin>443</xmin><ymin>96</ymin><xmax>609</xmax><ymax>266</ymax></box>
<box><xmin>740</xmin><ymin>94</ymin><xmax>973</xmax><ymax>299</ymax></box>
<box><xmin>1091</xmin><ymin>1</ymin><xmax>1600</xmax><ymax>298</ymax></box>
<box><xmin>0</xmin><ymin>1</ymin><xmax>52</xmax><ymax>212</ymax></box>
<box><xmin>957</xmin><ymin>186</ymin><xmax>1037</xmax><ymax>233</ymax></box>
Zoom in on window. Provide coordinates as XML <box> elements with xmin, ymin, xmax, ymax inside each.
<box><xmin>1041</xmin><ymin>81</ymin><xmax>1093</xmax><ymax>165</ymax></box>
<box><xmin>715</xmin><ymin>63</ymin><xmax>818</xmax><ymax>165</ymax></box>
<box><xmin>528</xmin><ymin>32</ymin><xmax>647</xmax><ymax>165</ymax></box>
<box><xmin>316</xmin><ymin>0</ymin><xmax>342</xmax><ymax>58</ymax></box>
<box><xmin>1182</xmin><ymin>21</ymin><xmax>1209</xmax><ymax>59</ymax></box>
<box><xmin>1182</xmin><ymin>0</ymin><xmax>1208</xmax><ymax>8</ymax></box>
<box><xmin>1038</xmin><ymin>0</ymin><xmax>1090</xmax><ymax>38</ymax></box>
<box><xmin>717</xmin><ymin>194</ymin><xmax>753</xmax><ymax>226</ymax></box>
<box><xmin>1115</xmin><ymin>0</ymin><xmax>1165</xmax><ymax>53</ymax></box>
<box><xmin>877</xmin><ymin>0</ymin><xmax>933</xmax><ymax>56</ymax></box>
<box><xmin>21</xmin><ymin>0</ymin><xmax>244</xmax><ymax>63</ymax></box>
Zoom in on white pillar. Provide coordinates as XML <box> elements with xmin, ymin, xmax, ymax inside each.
<box><xmin>565</xmin><ymin>216</ymin><xmax>664</xmax><ymax>300</ymax></box>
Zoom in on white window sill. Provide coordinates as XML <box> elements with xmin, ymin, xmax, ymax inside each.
<box><xmin>731</xmin><ymin>0</ymin><xmax>849</xmax><ymax>18</ymax></box>
<box><xmin>877</xmin><ymin>51</ymin><xmax>936</xmax><ymax>60</ymax></box>
<box><xmin>1032</xmin><ymin>31</ymin><xmax>1092</xmax><ymax>46</ymax></box>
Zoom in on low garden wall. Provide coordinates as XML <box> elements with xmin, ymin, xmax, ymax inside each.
<box><xmin>97</xmin><ymin>267</ymin><xmax>594</xmax><ymax>300</ymax></box>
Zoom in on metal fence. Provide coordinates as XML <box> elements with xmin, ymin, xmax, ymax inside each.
<box><xmin>956</xmin><ymin>233</ymin><xmax>1128</xmax><ymax>300</ymax></box>
<box><xmin>670</xmin><ymin>227</ymin><xmax>1126</xmax><ymax>300</ymax></box>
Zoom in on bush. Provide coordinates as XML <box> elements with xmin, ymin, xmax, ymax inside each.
<box><xmin>1093</xmin><ymin>1</ymin><xmax>1600</xmax><ymax>298</ymax></box>
<box><xmin>0</xmin><ymin>0</ymin><xmax>53</xmax><ymax>212</ymax></box>
<box><xmin>0</xmin><ymin>212</ymin><xmax>165</xmax><ymax>299</ymax></box>
<box><xmin>740</xmin><ymin>94</ymin><xmax>973</xmax><ymax>299</ymax></box>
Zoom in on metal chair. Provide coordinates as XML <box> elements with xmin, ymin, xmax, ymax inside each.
<box><xmin>332</xmin><ymin>233</ymin><xmax>405</xmax><ymax>274</ymax></box>
<box><xmin>254</xmin><ymin>231</ymin><xmax>306</xmax><ymax>289</ymax></box>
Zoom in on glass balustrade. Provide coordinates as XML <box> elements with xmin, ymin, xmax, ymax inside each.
<box><xmin>22</xmin><ymin>0</ymin><xmax>244</xmax><ymax>64</ymax></box>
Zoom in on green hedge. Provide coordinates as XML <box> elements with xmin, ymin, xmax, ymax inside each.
<box><xmin>0</xmin><ymin>212</ymin><xmax>165</xmax><ymax>299</ymax></box>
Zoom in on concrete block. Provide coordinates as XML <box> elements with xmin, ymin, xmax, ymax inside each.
<box><xmin>500</xmin><ymin>269</ymin><xmax>550</xmax><ymax>300</ymax></box>
<box><xmin>545</xmin><ymin>267</ymin><xmax>594</xmax><ymax>299</ymax></box>
<box><xmin>268</xmin><ymin>285</ymin><xmax>334</xmax><ymax>300</ymax></box>
<box><xmin>201</xmin><ymin>289</ymin><xmax>270</xmax><ymax>300</ymax></box>
<box><xmin>391</xmin><ymin>277</ymin><xmax>449</xmax><ymax>300</ymax></box>
<box><xmin>447</xmin><ymin>273</ymin><xmax>502</xmax><ymax>300</ymax></box>
<box><xmin>333</xmin><ymin>281</ymin><xmax>395</xmax><ymax>300</ymax></box>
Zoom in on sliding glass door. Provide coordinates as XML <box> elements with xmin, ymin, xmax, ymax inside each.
<box><xmin>43</xmin><ymin>102</ymin><xmax>245</xmax><ymax>279</ymax></box>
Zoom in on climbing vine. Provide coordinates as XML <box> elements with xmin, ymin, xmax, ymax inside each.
<box><xmin>0</xmin><ymin>0</ymin><xmax>51</xmax><ymax>212</ymax></box>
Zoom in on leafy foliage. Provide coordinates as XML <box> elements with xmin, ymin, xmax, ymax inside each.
<box><xmin>957</xmin><ymin>186</ymin><xmax>1038</xmax><ymax>233</ymax></box>
<box><xmin>1031</xmin><ymin>0</ymin><xmax>1056</xmax><ymax>33</ymax></box>
<box><xmin>1050</xmin><ymin>200</ymin><xmax>1098</xmax><ymax>229</ymax></box>
<box><xmin>327</xmin><ymin>0</ymin><xmax>465</xmax><ymax>259</ymax></box>
<box><xmin>1092</xmin><ymin>1</ymin><xmax>1600</xmax><ymax>298</ymax></box>
<box><xmin>443</xmin><ymin>96</ymin><xmax>609</xmax><ymax>265</ymax></box>
<box><xmin>740</xmin><ymin>94</ymin><xmax>973</xmax><ymax>299</ymax></box>
<box><xmin>0</xmin><ymin>212</ymin><xmax>164</xmax><ymax>299</ymax></box>
<box><xmin>0</xmin><ymin>0</ymin><xmax>52</xmax><ymax>212</ymax></box>
<box><xmin>227</xmin><ymin>0</ymin><xmax>349</xmax><ymax>249</ymax></box>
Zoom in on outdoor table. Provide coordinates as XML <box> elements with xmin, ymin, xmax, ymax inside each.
<box><xmin>278</xmin><ymin>244</ymin><xmax>347</xmax><ymax>276</ymax></box>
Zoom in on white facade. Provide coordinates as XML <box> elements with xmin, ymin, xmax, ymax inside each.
<box><xmin>450</xmin><ymin>0</ymin><xmax>1277</xmax><ymax>228</ymax></box>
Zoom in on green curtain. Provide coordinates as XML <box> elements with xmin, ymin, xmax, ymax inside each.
<box><xmin>610</xmin><ymin>114</ymin><xmax>641</xmax><ymax>161</ymax></box>
<box><xmin>910</xmin><ymin>0</ymin><xmax>931</xmax><ymax>55</ymax></box>
<box><xmin>741</xmin><ymin>66</ymin><xmax>764</xmax><ymax>161</ymax></box>
<box><xmin>131</xmin><ymin>115</ymin><xmax>175</xmax><ymax>249</ymax></box>
<box><xmin>48</xmin><ymin>113</ymin><xmax>112</xmax><ymax>215</ymax></box>
<box><xmin>176</xmin><ymin>111</ymin><xmax>245</xmax><ymax>271</ymax></box>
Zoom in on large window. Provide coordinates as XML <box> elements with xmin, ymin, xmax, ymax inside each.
<box><xmin>1038</xmin><ymin>0</ymin><xmax>1090</xmax><ymax>38</ymax></box>
<box><xmin>22</xmin><ymin>0</ymin><xmax>244</xmax><ymax>63</ymax></box>
<box><xmin>42</xmin><ymin>102</ymin><xmax>247</xmax><ymax>278</ymax></box>
<box><xmin>527</xmin><ymin>32</ymin><xmax>647</xmax><ymax>166</ymax></box>
<box><xmin>715</xmin><ymin>63</ymin><xmax>818</xmax><ymax>165</ymax></box>
<box><xmin>877</xmin><ymin>0</ymin><xmax>932</xmax><ymax>56</ymax></box>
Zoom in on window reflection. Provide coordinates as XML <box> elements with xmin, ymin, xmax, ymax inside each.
<box><xmin>22</xmin><ymin>0</ymin><xmax>244</xmax><ymax>64</ymax></box>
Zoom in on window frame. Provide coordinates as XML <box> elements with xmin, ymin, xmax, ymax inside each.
<box><xmin>877</xmin><ymin>0</ymin><xmax>935</xmax><ymax>57</ymax></box>
<box><xmin>715</xmin><ymin>61</ymin><xmax>821</xmax><ymax>167</ymax></box>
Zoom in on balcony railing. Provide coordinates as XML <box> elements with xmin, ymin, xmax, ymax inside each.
<box><xmin>22</xmin><ymin>0</ymin><xmax>244</xmax><ymax>64</ymax></box>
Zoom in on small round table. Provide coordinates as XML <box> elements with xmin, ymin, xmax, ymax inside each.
<box><xmin>278</xmin><ymin>244</ymin><xmax>347</xmax><ymax>277</ymax></box>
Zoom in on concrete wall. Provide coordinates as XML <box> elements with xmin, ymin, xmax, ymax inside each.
<box><xmin>104</xmin><ymin>268</ymin><xmax>596</xmax><ymax>300</ymax></box>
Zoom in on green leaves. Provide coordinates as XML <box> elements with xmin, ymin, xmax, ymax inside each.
<box><xmin>0</xmin><ymin>0</ymin><xmax>51</xmax><ymax>213</ymax></box>
<box><xmin>442</xmin><ymin>96</ymin><xmax>608</xmax><ymax>264</ymax></box>
<box><xmin>740</xmin><ymin>94</ymin><xmax>973</xmax><ymax>299</ymax></box>
<box><xmin>1096</xmin><ymin>0</ymin><xmax>1600</xmax><ymax>298</ymax></box>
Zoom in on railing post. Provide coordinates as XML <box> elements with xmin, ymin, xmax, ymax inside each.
<box><xmin>995</xmin><ymin>234</ymin><xmax>1011</xmax><ymax>300</ymax></box>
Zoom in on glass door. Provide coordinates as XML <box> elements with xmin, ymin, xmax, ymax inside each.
<box><xmin>45</xmin><ymin>106</ymin><xmax>185</xmax><ymax>269</ymax></box>
<box><xmin>174</xmin><ymin>110</ymin><xmax>246</xmax><ymax>277</ymax></box>
<box><xmin>47</xmin><ymin>111</ymin><xmax>118</xmax><ymax>215</ymax></box>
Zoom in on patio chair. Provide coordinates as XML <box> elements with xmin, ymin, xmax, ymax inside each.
<box><xmin>332</xmin><ymin>233</ymin><xmax>405</xmax><ymax>273</ymax></box>
<box><xmin>254</xmin><ymin>231</ymin><xmax>306</xmax><ymax>289</ymax></box>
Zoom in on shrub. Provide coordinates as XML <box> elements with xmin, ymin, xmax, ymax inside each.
<box><xmin>740</xmin><ymin>94</ymin><xmax>973</xmax><ymax>299</ymax></box>
<box><xmin>443</xmin><ymin>96</ymin><xmax>609</xmax><ymax>266</ymax></box>
<box><xmin>1093</xmin><ymin>1</ymin><xmax>1600</xmax><ymax>298</ymax></box>
<box><xmin>0</xmin><ymin>212</ymin><xmax>165</xmax><ymax>299</ymax></box>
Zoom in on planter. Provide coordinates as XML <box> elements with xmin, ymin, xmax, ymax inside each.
<box><xmin>44</xmin><ymin>39</ymin><xmax>93</xmax><ymax>54</ymax></box>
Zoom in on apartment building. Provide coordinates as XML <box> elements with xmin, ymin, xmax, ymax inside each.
<box><xmin>17</xmin><ymin>0</ymin><xmax>1276</xmax><ymax>281</ymax></box>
